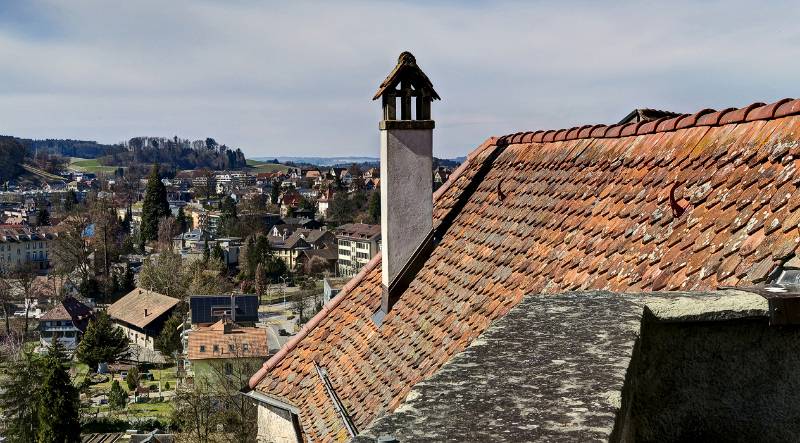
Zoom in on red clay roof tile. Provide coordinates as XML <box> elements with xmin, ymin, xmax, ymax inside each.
<box><xmin>250</xmin><ymin>98</ymin><xmax>800</xmax><ymax>442</ymax></box>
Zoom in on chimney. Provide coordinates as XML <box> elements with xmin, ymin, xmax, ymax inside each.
<box><xmin>144</xmin><ymin>309</ymin><xmax>149</xmax><ymax>317</ymax></box>
<box><xmin>373</xmin><ymin>52</ymin><xmax>440</xmax><ymax>317</ymax></box>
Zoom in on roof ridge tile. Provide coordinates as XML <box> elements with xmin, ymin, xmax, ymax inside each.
<box><xmin>496</xmin><ymin>98</ymin><xmax>800</xmax><ymax>143</ymax></box>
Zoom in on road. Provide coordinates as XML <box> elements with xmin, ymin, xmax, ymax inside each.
<box><xmin>258</xmin><ymin>303</ymin><xmax>298</xmax><ymax>353</ymax></box>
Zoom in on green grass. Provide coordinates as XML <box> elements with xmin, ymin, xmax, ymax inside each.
<box><xmin>68</xmin><ymin>157</ymin><xmax>119</xmax><ymax>174</ymax></box>
<box><xmin>246</xmin><ymin>158</ymin><xmax>291</xmax><ymax>173</ymax></box>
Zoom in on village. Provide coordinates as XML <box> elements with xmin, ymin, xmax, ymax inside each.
<box><xmin>0</xmin><ymin>152</ymin><xmax>454</xmax><ymax>440</ymax></box>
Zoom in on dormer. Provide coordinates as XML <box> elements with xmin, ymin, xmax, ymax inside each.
<box><xmin>373</xmin><ymin>51</ymin><xmax>440</xmax><ymax>129</ymax></box>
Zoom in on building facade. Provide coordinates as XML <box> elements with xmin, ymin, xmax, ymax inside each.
<box><xmin>335</xmin><ymin>223</ymin><xmax>381</xmax><ymax>278</ymax></box>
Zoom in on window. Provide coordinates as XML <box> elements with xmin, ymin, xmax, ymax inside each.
<box><xmin>224</xmin><ymin>362</ymin><xmax>233</xmax><ymax>376</ymax></box>
<box><xmin>213</xmin><ymin>344</ymin><xmax>219</xmax><ymax>353</ymax></box>
<box><xmin>228</xmin><ymin>344</ymin><xmax>235</xmax><ymax>353</ymax></box>
<box><xmin>242</xmin><ymin>343</ymin><xmax>249</xmax><ymax>352</ymax></box>
<box><xmin>200</xmin><ymin>345</ymin><xmax>206</xmax><ymax>352</ymax></box>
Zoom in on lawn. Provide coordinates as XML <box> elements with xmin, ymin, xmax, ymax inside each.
<box><xmin>246</xmin><ymin>158</ymin><xmax>291</xmax><ymax>173</ymax></box>
<box><xmin>68</xmin><ymin>157</ymin><xmax>120</xmax><ymax>174</ymax></box>
<box><xmin>75</xmin><ymin>362</ymin><xmax>179</xmax><ymax>423</ymax></box>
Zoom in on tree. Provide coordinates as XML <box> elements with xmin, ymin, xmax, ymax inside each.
<box><xmin>173</xmin><ymin>340</ymin><xmax>261</xmax><ymax>443</ymax></box>
<box><xmin>138</xmin><ymin>250</ymin><xmax>187</xmax><ymax>298</ymax></box>
<box><xmin>368</xmin><ymin>190</ymin><xmax>380</xmax><ymax>224</ymax></box>
<box><xmin>254</xmin><ymin>262</ymin><xmax>266</xmax><ymax>296</ymax></box>
<box><xmin>176</xmin><ymin>206</ymin><xmax>189</xmax><ymax>234</ymax></box>
<box><xmin>141</xmin><ymin>164</ymin><xmax>170</xmax><ymax>244</ymax></box>
<box><xmin>270</xmin><ymin>181</ymin><xmax>280</xmax><ymax>205</ymax></box>
<box><xmin>157</xmin><ymin>215</ymin><xmax>178</xmax><ymax>251</ymax></box>
<box><xmin>51</xmin><ymin>213</ymin><xmax>93</xmax><ymax>292</ymax></box>
<box><xmin>0</xmin><ymin>275</ymin><xmax>13</xmax><ymax>335</ymax></box>
<box><xmin>0</xmin><ymin>350</ymin><xmax>44</xmax><ymax>442</ymax></box>
<box><xmin>211</xmin><ymin>243</ymin><xmax>225</xmax><ymax>263</ymax></box>
<box><xmin>37</xmin><ymin>208</ymin><xmax>51</xmax><ymax>226</ymax></box>
<box><xmin>63</xmin><ymin>189</ymin><xmax>78</xmax><ymax>212</ymax></box>
<box><xmin>10</xmin><ymin>263</ymin><xmax>39</xmax><ymax>335</ymax></box>
<box><xmin>76</xmin><ymin>311</ymin><xmax>129</xmax><ymax>371</ymax></box>
<box><xmin>108</xmin><ymin>380</ymin><xmax>128</xmax><ymax>411</ymax></box>
<box><xmin>37</xmin><ymin>341</ymin><xmax>80</xmax><ymax>443</ymax></box>
<box><xmin>126</xmin><ymin>366</ymin><xmax>140</xmax><ymax>392</ymax></box>
<box><xmin>155</xmin><ymin>312</ymin><xmax>183</xmax><ymax>362</ymax></box>
<box><xmin>120</xmin><ymin>265</ymin><xmax>135</xmax><ymax>293</ymax></box>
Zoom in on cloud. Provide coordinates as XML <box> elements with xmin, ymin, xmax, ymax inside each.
<box><xmin>0</xmin><ymin>0</ymin><xmax>799</xmax><ymax>157</ymax></box>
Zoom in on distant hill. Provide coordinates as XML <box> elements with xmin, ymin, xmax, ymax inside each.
<box><xmin>11</xmin><ymin>137</ymin><xmax>123</xmax><ymax>159</ymax></box>
<box><xmin>254</xmin><ymin>156</ymin><xmax>379</xmax><ymax>167</ymax></box>
<box><xmin>253</xmin><ymin>155</ymin><xmax>467</xmax><ymax>168</ymax></box>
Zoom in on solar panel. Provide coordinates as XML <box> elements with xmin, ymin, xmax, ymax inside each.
<box><xmin>189</xmin><ymin>294</ymin><xmax>259</xmax><ymax>324</ymax></box>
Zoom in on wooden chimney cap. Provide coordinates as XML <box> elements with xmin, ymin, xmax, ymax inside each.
<box><xmin>372</xmin><ymin>51</ymin><xmax>440</xmax><ymax>101</ymax></box>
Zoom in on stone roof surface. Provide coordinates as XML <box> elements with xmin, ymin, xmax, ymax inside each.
<box><xmin>250</xmin><ymin>98</ymin><xmax>800</xmax><ymax>441</ymax></box>
<box><xmin>108</xmin><ymin>288</ymin><xmax>179</xmax><ymax>329</ymax></box>
<box><xmin>354</xmin><ymin>289</ymin><xmax>767</xmax><ymax>442</ymax></box>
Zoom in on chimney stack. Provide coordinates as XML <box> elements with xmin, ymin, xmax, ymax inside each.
<box><xmin>373</xmin><ymin>52</ymin><xmax>440</xmax><ymax>317</ymax></box>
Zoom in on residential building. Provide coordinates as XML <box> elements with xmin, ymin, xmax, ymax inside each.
<box><xmin>108</xmin><ymin>288</ymin><xmax>180</xmax><ymax>352</ymax></box>
<box><xmin>38</xmin><ymin>297</ymin><xmax>93</xmax><ymax>350</ymax></box>
<box><xmin>186</xmin><ymin>318</ymin><xmax>269</xmax><ymax>380</ymax></box>
<box><xmin>335</xmin><ymin>223</ymin><xmax>381</xmax><ymax>277</ymax></box>
<box><xmin>0</xmin><ymin>226</ymin><xmax>54</xmax><ymax>271</ymax></box>
<box><xmin>245</xmin><ymin>55</ymin><xmax>800</xmax><ymax>442</ymax></box>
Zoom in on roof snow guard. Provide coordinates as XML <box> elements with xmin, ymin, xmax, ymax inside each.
<box><xmin>249</xmin><ymin>96</ymin><xmax>800</xmax><ymax>442</ymax></box>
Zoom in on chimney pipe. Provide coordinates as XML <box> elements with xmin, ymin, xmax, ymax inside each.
<box><xmin>144</xmin><ymin>308</ymin><xmax>148</xmax><ymax>317</ymax></box>
<box><xmin>373</xmin><ymin>52</ymin><xmax>440</xmax><ymax>318</ymax></box>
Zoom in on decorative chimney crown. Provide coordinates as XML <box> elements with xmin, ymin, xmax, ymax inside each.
<box><xmin>373</xmin><ymin>52</ymin><xmax>439</xmax><ymax>124</ymax></box>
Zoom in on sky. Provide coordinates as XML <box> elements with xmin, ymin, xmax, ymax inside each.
<box><xmin>1</xmin><ymin>0</ymin><xmax>800</xmax><ymax>159</ymax></box>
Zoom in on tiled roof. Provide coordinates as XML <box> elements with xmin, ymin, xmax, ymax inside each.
<box><xmin>39</xmin><ymin>297</ymin><xmax>93</xmax><ymax>331</ymax></box>
<box><xmin>335</xmin><ymin>223</ymin><xmax>381</xmax><ymax>240</ymax></box>
<box><xmin>250</xmin><ymin>97</ymin><xmax>800</xmax><ymax>441</ymax></box>
<box><xmin>108</xmin><ymin>288</ymin><xmax>180</xmax><ymax>329</ymax></box>
<box><xmin>187</xmin><ymin>320</ymin><xmax>269</xmax><ymax>360</ymax></box>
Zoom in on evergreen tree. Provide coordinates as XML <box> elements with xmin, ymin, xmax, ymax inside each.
<box><xmin>121</xmin><ymin>265</ymin><xmax>135</xmax><ymax>292</ymax></box>
<box><xmin>126</xmin><ymin>366</ymin><xmax>140</xmax><ymax>392</ymax></box>
<box><xmin>0</xmin><ymin>351</ymin><xmax>44</xmax><ymax>442</ymax></box>
<box><xmin>76</xmin><ymin>311</ymin><xmax>129</xmax><ymax>371</ymax></box>
<box><xmin>270</xmin><ymin>181</ymin><xmax>280</xmax><ymax>204</ymax></box>
<box><xmin>37</xmin><ymin>208</ymin><xmax>51</xmax><ymax>226</ymax></box>
<box><xmin>211</xmin><ymin>243</ymin><xmax>225</xmax><ymax>263</ymax></box>
<box><xmin>108</xmin><ymin>380</ymin><xmax>128</xmax><ymax>411</ymax></box>
<box><xmin>141</xmin><ymin>164</ymin><xmax>170</xmax><ymax>243</ymax></box>
<box><xmin>254</xmin><ymin>262</ymin><xmax>266</xmax><ymax>296</ymax></box>
<box><xmin>37</xmin><ymin>342</ymin><xmax>80</xmax><ymax>443</ymax></box>
<box><xmin>155</xmin><ymin>312</ymin><xmax>183</xmax><ymax>362</ymax></box>
<box><xmin>63</xmin><ymin>189</ymin><xmax>78</xmax><ymax>212</ymax></box>
<box><xmin>202</xmin><ymin>237</ymin><xmax>210</xmax><ymax>263</ymax></box>
<box><xmin>176</xmin><ymin>206</ymin><xmax>189</xmax><ymax>234</ymax></box>
<box><xmin>368</xmin><ymin>191</ymin><xmax>380</xmax><ymax>224</ymax></box>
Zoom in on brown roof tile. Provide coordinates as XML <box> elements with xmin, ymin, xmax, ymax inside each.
<box><xmin>249</xmin><ymin>98</ymin><xmax>800</xmax><ymax>442</ymax></box>
<box><xmin>108</xmin><ymin>288</ymin><xmax>179</xmax><ymax>329</ymax></box>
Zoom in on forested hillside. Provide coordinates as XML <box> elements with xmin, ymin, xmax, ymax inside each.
<box><xmin>0</xmin><ymin>137</ymin><xmax>27</xmax><ymax>182</ymax></box>
<box><xmin>15</xmin><ymin>137</ymin><xmax>121</xmax><ymax>158</ymax></box>
<box><xmin>100</xmin><ymin>136</ymin><xmax>247</xmax><ymax>170</ymax></box>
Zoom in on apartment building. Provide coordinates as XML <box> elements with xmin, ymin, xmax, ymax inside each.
<box><xmin>335</xmin><ymin>223</ymin><xmax>381</xmax><ymax>278</ymax></box>
<box><xmin>0</xmin><ymin>227</ymin><xmax>55</xmax><ymax>271</ymax></box>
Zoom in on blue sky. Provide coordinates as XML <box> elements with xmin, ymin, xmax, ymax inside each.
<box><xmin>1</xmin><ymin>0</ymin><xmax>799</xmax><ymax>158</ymax></box>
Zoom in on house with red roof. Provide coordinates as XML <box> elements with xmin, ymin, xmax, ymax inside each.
<box><xmin>244</xmin><ymin>53</ymin><xmax>800</xmax><ymax>442</ymax></box>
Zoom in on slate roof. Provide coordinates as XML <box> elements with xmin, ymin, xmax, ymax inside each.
<box><xmin>249</xmin><ymin>97</ymin><xmax>800</xmax><ymax>441</ymax></box>
<box><xmin>108</xmin><ymin>288</ymin><xmax>180</xmax><ymax>329</ymax></box>
<box><xmin>354</xmin><ymin>289</ymin><xmax>767</xmax><ymax>442</ymax></box>
<box><xmin>335</xmin><ymin>223</ymin><xmax>381</xmax><ymax>240</ymax></box>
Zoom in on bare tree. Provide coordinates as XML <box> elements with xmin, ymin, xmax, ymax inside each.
<box><xmin>158</xmin><ymin>216</ymin><xmax>178</xmax><ymax>252</ymax></box>
<box><xmin>0</xmin><ymin>274</ymin><xmax>13</xmax><ymax>336</ymax></box>
<box><xmin>10</xmin><ymin>264</ymin><xmax>38</xmax><ymax>336</ymax></box>
<box><xmin>173</xmin><ymin>335</ymin><xmax>262</xmax><ymax>443</ymax></box>
<box><xmin>51</xmin><ymin>214</ymin><xmax>93</xmax><ymax>291</ymax></box>
<box><xmin>138</xmin><ymin>250</ymin><xmax>187</xmax><ymax>299</ymax></box>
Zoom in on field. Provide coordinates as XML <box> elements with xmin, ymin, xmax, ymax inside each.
<box><xmin>246</xmin><ymin>158</ymin><xmax>291</xmax><ymax>173</ymax></box>
<box><xmin>68</xmin><ymin>157</ymin><xmax>120</xmax><ymax>174</ymax></box>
